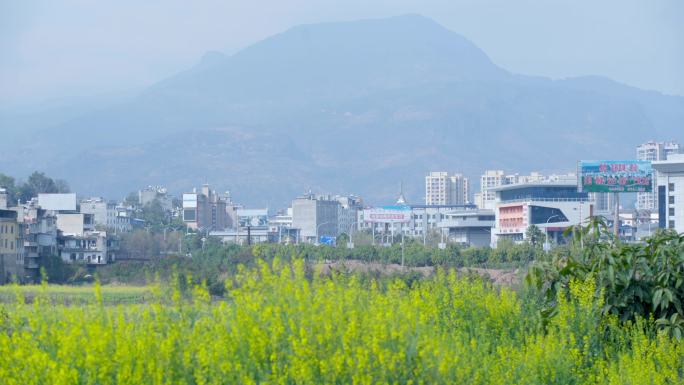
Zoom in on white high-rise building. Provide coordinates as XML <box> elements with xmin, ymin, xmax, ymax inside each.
<box><xmin>589</xmin><ymin>192</ymin><xmax>617</xmax><ymax>214</ymax></box>
<box><xmin>477</xmin><ymin>171</ymin><xmax>546</xmax><ymax>210</ymax></box>
<box><xmin>636</xmin><ymin>141</ymin><xmax>681</xmax><ymax>211</ymax></box>
<box><xmin>653</xmin><ymin>154</ymin><xmax>684</xmax><ymax>233</ymax></box>
<box><xmin>477</xmin><ymin>170</ymin><xmax>505</xmax><ymax>210</ymax></box>
<box><xmin>425</xmin><ymin>172</ymin><xmax>469</xmax><ymax>205</ymax></box>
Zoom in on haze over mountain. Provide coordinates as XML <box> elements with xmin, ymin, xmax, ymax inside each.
<box><xmin>2</xmin><ymin>15</ymin><xmax>683</xmax><ymax>207</ymax></box>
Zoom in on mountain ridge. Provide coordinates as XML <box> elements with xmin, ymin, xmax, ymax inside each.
<box><xmin>2</xmin><ymin>14</ymin><xmax>683</xmax><ymax>207</ymax></box>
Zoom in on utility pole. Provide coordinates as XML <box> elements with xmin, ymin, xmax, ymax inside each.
<box><xmin>401</xmin><ymin>225</ymin><xmax>405</xmax><ymax>267</ymax></box>
<box><xmin>613</xmin><ymin>192</ymin><xmax>620</xmax><ymax>240</ymax></box>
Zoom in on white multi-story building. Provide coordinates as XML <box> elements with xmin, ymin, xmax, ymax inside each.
<box><xmin>291</xmin><ymin>193</ymin><xmax>362</xmax><ymax>243</ymax></box>
<box><xmin>653</xmin><ymin>154</ymin><xmax>684</xmax><ymax>233</ymax></box>
<box><xmin>491</xmin><ymin>175</ymin><xmax>592</xmax><ymax>245</ymax></box>
<box><xmin>426</xmin><ymin>172</ymin><xmax>450</xmax><ymax>205</ymax></box>
<box><xmin>80</xmin><ymin>197</ymin><xmax>132</xmax><ymax>232</ymax></box>
<box><xmin>358</xmin><ymin>203</ymin><xmax>479</xmax><ymax>238</ymax></box>
<box><xmin>589</xmin><ymin>192</ymin><xmax>617</xmax><ymax>214</ymax></box>
<box><xmin>425</xmin><ymin>172</ymin><xmax>469</xmax><ymax>205</ymax></box>
<box><xmin>0</xmin><ymin>188</ymin><xmax>7</xmax><ymax>210</ymax></box>
<box><xmin>477</xmin><ymin>170</ymin><xmax>544</xmax><ymax>210</ymax></box>
<box><xmin>636</xmin><ymin>141</ymin><xmax>681</xmax><ymax>211</ymax></box>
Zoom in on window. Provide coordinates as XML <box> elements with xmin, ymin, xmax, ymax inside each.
<box><xmin>670</xmin><ymin>208</ymin><xmax>675</xmax><ymax>216</ymax></box>
<box><xmin>669</xmin><ymin>196</ymin><xmax>675</xmax><ymax>205</ymax></box>
<box><xmin>669</xmin><ymin>183</ymin><xmax>675</xmax><ymax>192</ymax></box>
<box><xmin>669</xmin><ymin>220</ymin><xmax>676</xmax><ymax>229</ymax></box>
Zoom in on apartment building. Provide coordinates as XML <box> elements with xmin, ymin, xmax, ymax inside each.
<box><xmin>476</xmin><ymin>170</ymin><xmax>544</xmax><ymax>210</ymax></box>
<box><xmin>182</xmin><ymin>184</ymin><xmax>228</xmax><ymax>231</ymax></box>
<box><xmin>0</xmin><ymin>209</ymin><xmax>24</xmax><ymax>284</ymax></box>
<box><xmin>636</xmin><ymin>141</ymin><xmax>681</xmax><ymax>211</ymax></box>
<box><xmin>653</xmin><ymin>154</ymin><xmax>684</xmax><ymax>233</ymax></box>
<box><xmin>425</xmin><ymin>172</ymin><xmax>469</xmax><ymax>205</ymax></box>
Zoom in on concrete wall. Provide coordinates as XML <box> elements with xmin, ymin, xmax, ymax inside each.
<box><xmin>57</xmin><ymin>213</ymin><xmax>85</xmax><ymax>236</ymax></box>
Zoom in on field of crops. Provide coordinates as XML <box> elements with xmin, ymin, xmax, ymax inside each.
<box><xmin>0</xmin><ymin>284</ymin><xmax>150</xmax><ymax>305</ymax></box>
<box><xmin>1</xmin><ymin>259</ymin><xmax>683</xmax><ymax>384</ymax></box>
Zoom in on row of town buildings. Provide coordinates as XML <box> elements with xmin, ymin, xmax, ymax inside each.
<box><xmin>0</xmin><ymin>185</ymin><xmax>178</xmax><ymax>283</ymax></box>
<box><xmin>2</xmin><ymin>142</ymin><xmax>682</xmax><ymax>282</ymax></box>
<box><xmin>0</xmin><ymin>193</ymin><xmax>125</xmax><ymax>283</ymax></box>
<box><xmin>179</xmin><ymin>152</ymin><xmax>683</xmax><ymax>249</ymax></box>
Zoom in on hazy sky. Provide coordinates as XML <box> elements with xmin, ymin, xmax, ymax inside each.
<box><xmin>2</xmin><ymin>0</ymin><xmax>682</xmax><ymax>106</ymax></box>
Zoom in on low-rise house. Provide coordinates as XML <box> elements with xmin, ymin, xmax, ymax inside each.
<box><xmin>80</xmin><ymin>197</ymin><xmax>133</xmax><ymax>233</ymax></box>
<box><xmin>59</xmin><ymin>231</ymin><xmax>115</xmax><ymax>265</ymax></box>
<box><xmin>437</xmin><ymin>209</ymin><xmax>495</xmax><ymax>248</ymax></box>
<box><xmin>0</xmin><ymin>209</ymin><xmax>25</xmax><ymax>284</ymax></box>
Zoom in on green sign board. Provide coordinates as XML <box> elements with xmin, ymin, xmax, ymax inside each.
<box><xmin>578</xmin><ymin>160</ymin><xmax>652</xmax><ymax>193</ymax></box>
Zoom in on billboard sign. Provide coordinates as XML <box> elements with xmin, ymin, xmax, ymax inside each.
<box><xmin>578</xmin><ymin>160</ymin><xmax>652</xmax><ymax>193</ymax></box>
<box><xmin>363</xmin><ymin>206</ymin><xmax>411</xmax><ymax>223</ymax></box>
<box><xmin>237</xmin><ymin>209</ymin><xmax>268</xmax><ymax>227</ymax></box>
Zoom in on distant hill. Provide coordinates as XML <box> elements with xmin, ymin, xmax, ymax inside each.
<box><xmin>2</xmin><ymin>14</ymin><xmax>683</xmax><ymax>207</ymax></box>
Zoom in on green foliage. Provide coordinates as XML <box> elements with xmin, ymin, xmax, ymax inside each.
<box><xmin>249</xmin><ymin>242</ymin><xmax>540</xmax><ymax>269</ymax></box>
<box><xmin>0</xmin><ymin>171</ymin><xmax>69</xmax><ymax>205</ymax></box>
<box><xmin>525</xmin><ymin>224</ymin><xmax>545</xmax><ymax>247</ymax></box>
<box><xmin>528</xmin><ymin>217</ymin><xmax>684</xmax><ymax>338</ymax></box>
<box><xmin>119</xmin><ymin>229</ymin><xmax>184</xmax><ymax>260</ymax></box>
<box><xmin>0</xmin><ymin>173</ymin><xmax>17</xmax><ymax>206</ymax></box>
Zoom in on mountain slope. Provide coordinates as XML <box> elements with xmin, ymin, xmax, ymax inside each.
<box><xmin>3</xmin><ymin>14</ymin><xmax>683</xmax><ymax>206</ymax></box>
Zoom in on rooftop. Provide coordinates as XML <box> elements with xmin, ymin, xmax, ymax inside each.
<box><xmin>490</xmin><ymin>179</ymin><xmax>578</xmax><ymax>192</ymax></box>
<box><xmin>653</xmin><ymin>154</ymin><xmax>684</xmax><ymax>173</ymax></box>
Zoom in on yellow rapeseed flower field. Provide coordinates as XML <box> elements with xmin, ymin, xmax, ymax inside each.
<box><xmin>0</xmin><ymin>259</ymin><xmax>682</xmax><ymax>384</ymax></box>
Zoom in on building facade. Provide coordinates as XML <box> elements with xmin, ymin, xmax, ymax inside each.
<box><xmin>477</xmin><ymin>170</ymin><xmax>545</xmax><ymax>210</ymax></box>
<box><xmin>0</xmin><ymin>209</ymin><xmax>24</xmax><ymax>284</ymax></box>
<box><xmin>589</xmin><ymin>192</ymin><xmax>617</xmax><ymax>214</ymax></box>
<box><xmin>0</xmin><ymin>188</ymin><xmax>7</xmax><ymax>210</ymax></box>
<box><xmin>182</xmin><ymin>184</ymin><xmax>228</xmax><ymax>231</ymax></box>
<box><xmin>436</xmin><ymin>209</ymin><xmax>495</xmax><ymax>247</ymax></box>
<box><xmin>59</xmin><ymin>231</ymin><xmax>115</xmax><ymax>265</ymax></box>
<box><xmin>79</xmin><ymin>197</ymin><xmax>132</xmax><ymax>232</ymax></box>
<box><xmin>637</xmin><ymin>141</ymin><xmax>681</xmax><ymax>211</ymax></box>
<box><xmin>477</xmin><ymin>170</ymin><xmax>505</xmax><ymax>210</ymax></box>
<box><xmin>359</xmin><ymin>203</ymin><xmax>479</xmax><ymax>240</ymax></box>
<box><xmin>653</xmin><ymin>154</ymin><xmax>684</xmax><ymax>233</ymax></box>
<box><xmin>291</xmin><ymin>194</ymin><xmax>341</xmax><ymax>243</ymax></box>
<box><xmin>491</xmin><ymin>176</ymin><xmax>591</xmax><ymax>245</ymax></box>
<box><xmin>425</xmin><ymin>172</ymin><xmax>469</xmax><ymax>205</ymax></box>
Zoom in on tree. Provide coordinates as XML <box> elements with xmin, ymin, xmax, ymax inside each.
<box><xmin>525</xmin><ymin>225</ymin><xmax>545</xmax><ymax>247</ymax></box>
<box><xmin>528</xmin><ymin>218</ymin><xmax>684</xmax><ymax>338</ymax></box>
<box><xmin>17</xmin><ymin>171</ymin><xmax>58</xmax><ymax>202</ymax></box>
<box><xmin>54</xmin><ymin>179</ymin><xmax>71</xmax><ymax>193</ymax></box>
<box><xmin>0</xmin><ymin>173</ymin><xmax>17</xmax><ymax>206</ymax></box>
<box><xmin>124</xmin><ymin>191</ymin><xmax>139</xmax><ymax>207</ymax></box>
<box><xmin>141</xmin><ymin>199</ymin><xmax>170</xmax><ymax>229</ymax></box>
